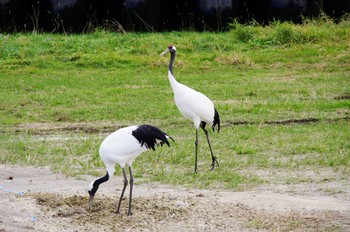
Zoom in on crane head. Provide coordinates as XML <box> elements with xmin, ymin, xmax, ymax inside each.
<box><xmin>160</xmin><ymin>45</ymin><xmax>176</xmax><ymax>56</ymax></box>
<box><xmin>87</xmin><ymin>181</ymin><xmax>97</xmax><ymax>210</ymax></box>
<box><xmin>87</xmin><ymin>172</ymin><xmax>109</xmax><ymax>211</ymax></box>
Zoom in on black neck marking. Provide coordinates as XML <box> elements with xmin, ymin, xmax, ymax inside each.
<box><xmin>169</xmin><ymin>50</ymin><xmax>176</xmax><ymax>74</ymax></box>
<box><xmin>89</xmin><ymin>172</ymin><xmax>109</xmax><ymax>196</ymax></box>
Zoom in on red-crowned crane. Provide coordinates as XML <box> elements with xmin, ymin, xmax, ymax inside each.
<box><xmin>160</xmin><ymin>45</ymin><xmax>220</xmax><ymax>173</ymax></box>
<box><xmin>88</xmin><ymin>124</ymin><xmax>174</xmax><ymax>216</ymax></box>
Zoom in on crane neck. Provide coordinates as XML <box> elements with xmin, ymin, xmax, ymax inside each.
<box><xmin>168</xmin><ymin>51</ymin><xmax>176</xmax><ymax>74</ymax></box>
<box><xmin>89</xmin><ymin>172</ymin><xmax>109</xmax><ymax>196</ymax></box>
<box><xmin>167</xmin><ymin>50</ymin><xmax>180</xmax><ymax>90</ymax></box>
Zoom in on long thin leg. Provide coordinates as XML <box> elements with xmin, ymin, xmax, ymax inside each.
<box><xmin>116</xmin><ymin>167</ymin><xmax>128</xmax><ymax>214</ymax></box>
<box><xmin>194</xmin><ymin>128</ymin><xmax>199</xmax><ymax>173</ymax></box>
<box><xmin>127</xmin><ymin>166</ymin><xmax>134</xmax><ymax>216</ymax></box>
<box><xmin>202</xmin><ymin>127</ymin><xmax>219</xmax><ymax>170</ymax></box>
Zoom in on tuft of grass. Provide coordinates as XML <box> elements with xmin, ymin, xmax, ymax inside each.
<box><xmin>229</xmin><ymin>17</ymin><xmax>350</xmax><ymax>47</ymax></box>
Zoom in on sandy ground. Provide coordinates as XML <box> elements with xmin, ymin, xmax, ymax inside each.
<box><xmin>0</xmin><ymin>164</ymin><xmax>349</xmax><ymax>232</ymax></box>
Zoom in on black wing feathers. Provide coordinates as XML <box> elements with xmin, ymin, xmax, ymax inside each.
<box><xmin>132</xmin><ymin>125</ymin><xmax>173</xmax><ymax>151</ymax></box>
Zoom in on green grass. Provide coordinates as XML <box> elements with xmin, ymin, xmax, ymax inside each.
<box><xmin>0</xmin><ymin>19</ymin><xmax>349</xmax><ymax>189</ymax></box>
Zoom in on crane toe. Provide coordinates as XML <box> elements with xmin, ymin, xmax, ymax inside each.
<box><xmin>210</xmin><ymin>156</ymin><xmax>219</xmax><ymax>170</ymax></box>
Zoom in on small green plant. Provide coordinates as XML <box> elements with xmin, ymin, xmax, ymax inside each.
<box><xmin>236</xmin><ymin>26</ymin><xmax>255</xmax><ymax>42</ymax></box>
<box><xmin>230</xmin><ymin>21</ymin><xmax>256</xmax><ymax>42</ymax></box>
<box><xmin>274</xmin><ymin>22</ymin><xmax>298</xmax><ymax>44</ymax></box>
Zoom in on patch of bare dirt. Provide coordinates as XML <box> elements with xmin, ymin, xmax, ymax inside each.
<box><xmin>334</xmin><ymin>94</ymin><xmax>350</xmax><ymax>100</ymax></box>
<box><xmin>13</xmin><ymin>122</ymin><xmax>122</xmax><ymax>134</ymax></box>
<box><xmin>224</xmin><ymin>117</ymin><xmax>350</xmax><ymax>127</ymax></box>
<box><xmin>1</xmin><ymin>165</ymin><xmax>349</xmax><ymax>231</ymax></box>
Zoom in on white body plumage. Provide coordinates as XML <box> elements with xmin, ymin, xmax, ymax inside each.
<box><xmin>168</xmin><ymin>70</ymin><xmax>215</xmax><ymax>129</ymax></box>
<box><xmin>99</xmin><ymin>126</ymin><xmax>147</xmax><ymax>176</ymax></box>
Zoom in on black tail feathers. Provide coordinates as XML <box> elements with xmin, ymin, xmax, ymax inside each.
<box><xmin>212</xmin><ymin>108</ymin><xmax>220</xmax><ymax>132</ymax></box>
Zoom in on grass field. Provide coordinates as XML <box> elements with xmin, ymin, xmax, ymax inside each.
<box><xmin>1</xmin><ymin>19</ymin><xmax>349</xmax><ymax>189</ymax></box>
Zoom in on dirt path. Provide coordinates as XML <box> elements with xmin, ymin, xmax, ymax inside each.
<box><xmin>1</xmin><ymin>164</ymin><xmax>349</xmax><ymax>231</ymax></box>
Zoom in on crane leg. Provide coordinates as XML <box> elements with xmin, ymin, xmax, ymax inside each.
<box><xmin>194</xmin><ymin>129</ymin><xmax>198</xmax><ymax>173</ymax></box>
<box><xmin>116</xmin><ymin>167</ymin><xmax>128</xmax><ymax>214</ymax></box>
<box><xmin>202</xmin><ymin>127</ymin><xmax>219</xmax><ymax>170</ymax></box>
<box><xmin>127</xmin><ymin>166</ymin><xmax>134</xmax><ymax>216</ymax></box>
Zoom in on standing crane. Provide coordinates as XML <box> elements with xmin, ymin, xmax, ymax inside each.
<box><xmin>160</xmin><ymin>45</ymin><xmax>220</xmax><ymax>173</ymax></box>
<box><xmin>88</xmin><ymin>124</ymin><xmax>173</xmax><ymax>216</ymax></box>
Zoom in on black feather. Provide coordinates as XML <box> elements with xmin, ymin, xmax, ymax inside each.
<box><xmin>212</xmin><ymin>108</ymin><xmax>220</xmax><ymax>132</ymax></box>
<box><xmin>132</xmin><ymin>125</ymin><xmax>173</xmax><ymax>151</ymax></box>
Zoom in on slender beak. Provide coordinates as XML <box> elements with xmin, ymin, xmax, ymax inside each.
<box><xmin>160</xmin><ymin>48</ymin><xmax>170</xmax><ymax>56</ymax></box>
<box><xmin>88</xmin><ymin>194</ymin><xmax>94</xmax><ymax>211</ymax></box>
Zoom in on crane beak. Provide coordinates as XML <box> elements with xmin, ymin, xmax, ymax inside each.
<box><xmin>88</xmin><ymin>194</ymin><xmax>94</xmax><ymax>211</ymax></box>
<box><xmin>160</xmin><ymin>48</ymin><xmax>170</xmax><ymax>56</ymax></box>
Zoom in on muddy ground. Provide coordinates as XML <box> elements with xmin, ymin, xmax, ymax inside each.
<box><xmin>0</xmin><ymin>164</ymin><xmax>349</xmax><ymax>232</ymax></box>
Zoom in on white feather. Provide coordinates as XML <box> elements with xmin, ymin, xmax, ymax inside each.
<box><xmin>168</xmin><ymin>70</ymin><xmax>215</xmax><ymax>128</ymax></box>
<box><xmin>99</xmin><ymin>125</ymin><xmax>147</xmax><ymax>176</ymax></box>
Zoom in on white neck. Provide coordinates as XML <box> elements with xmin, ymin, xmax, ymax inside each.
<box><xmin>168</xmin><ymin>70</ymin><xmax>178</xmax><ymax>89</ymax></box>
